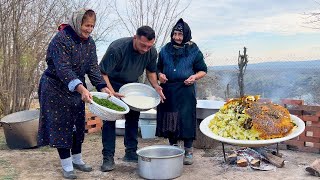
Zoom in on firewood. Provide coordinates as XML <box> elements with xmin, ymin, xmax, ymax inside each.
<box><xmin>250</xmin><ymin>159</ymin><xmax>261</xmax><ymax>167</ymax></box>
<box><xmin>252</xmin><ymin>148</ymin><xmax>284</xmax><ymax>168</ymax></box>
<box><xmin>271</xmin><ymin>151</ymin><xmax>283</xmax><ymax>158</ymax></box>
<box><xmin>226</xmin><ymin>153</ymin><xmax>237</xmax><ymax>164</ymax></box>
<box><xmin>237</xmin><ymin>158</ymin><xmax>248</xmax><ymax>167</ymax></box>
<box><xmin>306</xmin><ymin>159</ymin><xmax>320</xmax><ymax>177</ymax></box>
<box><xmin>310</xmin><ymin>159</ymin><xmax>320</xmax><ymax>172</ymax></box>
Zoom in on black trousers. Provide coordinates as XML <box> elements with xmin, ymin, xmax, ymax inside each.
<box><xmin>168</xmin><ymin>136</ymin><xmax>193</xmax><ymax>148</ymax></box>
<box><xmin>102</xmin><ymin>109</ymin><xmax>140</xmax><ymax>157</ymax></box>
<box><xmin>57</xmin><ymin>132</ymin><xmax>82</xmax><ymax>159</ymax></box>
<box><xmin>101</xmin><ymin>79</ymin><xmax>140</xmax><ymax>157</ymax></box>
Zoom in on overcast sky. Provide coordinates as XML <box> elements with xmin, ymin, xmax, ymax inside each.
<box><xmin>96</xmin><ymin>0</ymin><xmax>320</xmax><ymax>66</ymax></box>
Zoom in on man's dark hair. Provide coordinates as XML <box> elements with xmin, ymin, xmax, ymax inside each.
<box><xmin>136</xmin><ymin>26</ymin><xmax>155</xmax><ymax>40</ymax></box>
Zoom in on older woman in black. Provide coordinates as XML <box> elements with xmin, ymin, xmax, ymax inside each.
<box><xmin>37</xmin><ymin>9</ymin><xmax>110</xmax><ymax>179</ymax></box>
<box><xmin>156</xmin><ymin>18</ymin><xmax>207</xmax><ymax>165</ymax></box>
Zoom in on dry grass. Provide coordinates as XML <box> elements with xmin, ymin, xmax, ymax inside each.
<box><xmin>0</xmin><ymin>159</ymin><xmax>18</xmax><ymax>180</ymax></box>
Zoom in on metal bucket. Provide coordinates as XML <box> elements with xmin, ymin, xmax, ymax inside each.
<box><xmin>136</xmin><ymin>145</ymin><xmax>185</xmax><ymax>180</ymax></box>
<box><xmin>0</xmin><ymin>110</ymin><xmax>39</xmax><ymax>149</ymax></box>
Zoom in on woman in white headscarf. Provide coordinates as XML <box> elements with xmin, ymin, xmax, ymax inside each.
<box><xmin>37</xmin><ymin>9</ymin><xmax>111</xmax><ymax>179</ymax></box>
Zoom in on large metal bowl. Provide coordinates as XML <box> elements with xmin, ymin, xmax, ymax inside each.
<box><xmin>196</xmin><ymin>100</ymin><xmax>225</xmax><ymax>119</ymax></box>
<box><xmin>119</xmin><ymin>83</ymin><xmax>160</xmax><ymax>111</ymax></box>
<box><xmin>0</xmin><ymin>110</ymin><xmax>39</xmax><ymax>149</ymax></box>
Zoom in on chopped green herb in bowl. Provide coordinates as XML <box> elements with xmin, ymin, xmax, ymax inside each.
<box><xmin>92</xmin><ymin>96</ymin><xmax>126</xmax><ymax>112</ymax></box>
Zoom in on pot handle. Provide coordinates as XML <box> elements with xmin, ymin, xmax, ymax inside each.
<box><xmin>141</xmin><ymin>156</ymin><xmax>151</xmax><ymax>162</ymax></box>
<box><xmin>0</xmin><ymin>122</ymin><xmax>12</xmax><ymax>130</ymax></box>
<box><xmin>172</xmin><ymin>144</ymin><xmax>182</xmax><ymax>149</ymax></box>
<box><xmin>8</xmin><ymin>124</ymin><xmax>12</xmax><ymax>130</ymax></box>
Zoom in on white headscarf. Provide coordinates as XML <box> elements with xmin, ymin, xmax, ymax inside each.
<box><xmin>69</xmin><ymin>8</ymin><xmax>89</xmax><ymax>37</ymax></box>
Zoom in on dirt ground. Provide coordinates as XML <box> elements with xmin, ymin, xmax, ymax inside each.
<box><xmin>0</xmin><ymin>127</ymin><xmax>318</xmax><ymax>180</ymax></box>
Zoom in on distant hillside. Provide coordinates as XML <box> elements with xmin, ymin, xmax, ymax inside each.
<box><xmin>197</xmin><ymin>60</ymin><xmax>320</xmax><ymax>105</ymax></box>
<box><xmin>209</xmin><ymin>60</ymin><xmax>320</xmax><ymax>70</ymax></box>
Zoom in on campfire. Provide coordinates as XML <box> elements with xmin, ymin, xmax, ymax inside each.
<box><xmin>226</xmin><ymin>147</ymin><xmax>285</xmax><ymax>170</ymax></box>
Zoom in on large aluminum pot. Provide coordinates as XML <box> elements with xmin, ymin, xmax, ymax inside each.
<box><xmin>194</xmin><ymin>100</ymin><xmax>225</xmax><ymax>149</ymax></box>
<box><xmin>136</xmin><ymin>145</ymin><xmax>185</xmax><ymax>179</ymax></box>
<box><xmin>0</xmin><ymin>110</ymin><xmax>39</xmax><ymax>149</ymax></box>
<box><xmin>196</xmin><ymin>100</ymin><xmax>225</xmax><ymax>119</ymax></box>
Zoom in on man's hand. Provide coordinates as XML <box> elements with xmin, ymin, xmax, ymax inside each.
<box><xmin>103</xmin><ymin>88</ymin><xmax>124</xmax><ymax>99</ymax></box>
<box><xmin>113</xmin><ymin>92</ymin><xmax>125</xmax><ymax>99</ymax></box>
<box><xmin>100</xmin><ymin>87</ymin><xmax>113</xmax><ymax>96</ymax></box>
<box><xmin>154</xmin><ymin>85</ymin><xmax>166</xmax><ymax>103</ymax></box>
<box><xmin>158</xmin><ymin>73</ymin><xmax>168</xmax><ymax>84</ymax></box>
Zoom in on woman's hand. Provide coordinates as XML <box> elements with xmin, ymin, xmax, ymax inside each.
<box><xmin>76</xmin><ymin>84</ymin><xmax>92</xmax><ymax>103</ymax></box>
<box><xmin>158</xmin><ymin>73</ymin><xmax>168</xmax><ymax>84</ymax></box>
<box><xmin>184</xmin><ymin>75</ymin><xmax>197</xmax><ymax>86</ymax></box>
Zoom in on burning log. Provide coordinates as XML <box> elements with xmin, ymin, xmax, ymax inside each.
<box><xmin>250</xmin><ymin>159</ymin><xmax>261</xmax><ymax>167</ymax></box>
<box><xmin>305</xmin><ymin>159</ymin><xmax>320</xmax><ymax>177</ymax></box>
<box><xmin>237</xmin><ymin>157</ymin><xmax>248</xmax><ymax>167</ymax></box>
<box><xmin>227</xmin><ymin>147</ymin><xmax>284</xmax><ymax>170</ymax></box>
<box><xmin>226</xmin><ymin>153</ymin><xmax>237</xmax><ymax>164</ymax></box>
<box><xmin>252</xmin><ymin>148</ymin><xmax>285</xmax><ymax>168</ymax></box>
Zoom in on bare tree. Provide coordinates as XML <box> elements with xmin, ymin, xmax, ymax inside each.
<box><xmin>225</xmin><ymin>83</ymin><xmax>230</xmax><ymax>100</ymax></box>
<box><xmin>0</xmin><ymin>0</ymin><xmax>61</xmax><ymax>116</ymax></box>
<box><xmin>303</xmin><ymin>0</ymin><xmax>320</xmax><ymax>29</ymax></box>
<box><xmin>110</xmin><ymin>0</ymin><xmax>191</xmax><ymax>48</ymax></box>
<box><xmin>67</xmin><ymin>0</ymin><xmax>116</xmax><ymax>44</ymax></box>
<box><xmin>238</xmin><ymin>47</ymin><xmax>248</xmax><ymax>97</ymax></box>
<box><xmin>0</xmin><ymin>0</ymin><xmax>114</xmax><ymax>117</ymax></box>
<box><xmin>109</xmin><ymin>0</ymin><xmax>191</xmax><ymax>83</ymax></box>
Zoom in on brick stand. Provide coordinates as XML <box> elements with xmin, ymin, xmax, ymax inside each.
<box><xmin>280</xmin><ymin>99</ymin><xmax>320</xmax><ymax>153</ymax></box>
<box><xmin>85</xmin><ymin>112</ymin><xmax>102</xmax><ymax>133</ymax></box>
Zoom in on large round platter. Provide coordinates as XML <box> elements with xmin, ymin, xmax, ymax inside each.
<box><xmin>199</xmin><ymin>114</ymin><xmax>305</xmax><ymax>147</ymax></box>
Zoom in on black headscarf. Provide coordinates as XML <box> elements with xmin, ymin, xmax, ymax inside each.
<box><xmin>170</xmin><ymin>18</ymin><xmax>192</xmax><ymax>46</ymax></box>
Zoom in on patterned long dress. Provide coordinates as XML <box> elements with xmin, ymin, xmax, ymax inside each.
<box><xmin>37</xmin><ymin>25</ymin><xmax>106</xmax><ymax>148</ymax></box>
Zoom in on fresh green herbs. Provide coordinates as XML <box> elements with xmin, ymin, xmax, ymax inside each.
<box><xmin>93</xmin><ymin>96</ymin><xmax>126</xmax><ymax>112</ymax></box>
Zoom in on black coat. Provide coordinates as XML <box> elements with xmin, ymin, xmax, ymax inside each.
<box><xmin>37</xmin><ymin>26</ymin><xmax>106</xmax><ymax>148</ymax></box>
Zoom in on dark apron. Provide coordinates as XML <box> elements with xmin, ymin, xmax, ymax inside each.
<box><xmin>156</xmin><ymin>82</ymin><xmax>197</xmax><ymax>139</ymax></box>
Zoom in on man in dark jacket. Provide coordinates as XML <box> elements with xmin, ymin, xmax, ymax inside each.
<box><xmin>99</xmin><ymin>25</ymin><xmax>165</xmax><ymax>171</ymax></box>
